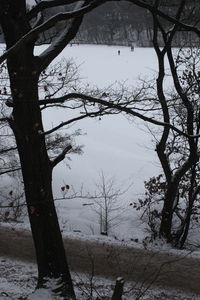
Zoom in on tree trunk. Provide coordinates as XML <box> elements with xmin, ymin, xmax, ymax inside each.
<box><xmin>0</xmin><ymin>2</ymin><xmax>76</xmax><ymax>298</ymax></box>
<box><xmin>9</xmin><ymin>56</ymin><xmax>75</xmax><ymax>300</ymax></box>
<box><xmin>159</xmin><ymin>181</ymin><xmax>178</xmax><ymax>242</ymax></box>
<box><xmin>9</xmin><ymin>53</ymin><xmax>76</xmax><ymax>300</ymax></box>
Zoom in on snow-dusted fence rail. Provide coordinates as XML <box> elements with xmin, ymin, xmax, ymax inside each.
<box><xmin>0</xmin><ymin>226</ymin><xmax>200</xmax><ymax>294</ymax></box>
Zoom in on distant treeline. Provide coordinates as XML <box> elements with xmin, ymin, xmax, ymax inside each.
<box><xmin>74</xmin><ymin>1</ymin><xmax>200</xmax><ymax>47</ymax></box>
<box><xmin>1</xmin><ymin>1</ymin><xmax>199</xmax><ymax>47</ymax></box>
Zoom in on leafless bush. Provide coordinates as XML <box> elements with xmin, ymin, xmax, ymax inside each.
<box><xmin>91</xmin><ymin>172</ymin><xmax>131</xmax><ymax>236</ymax></box>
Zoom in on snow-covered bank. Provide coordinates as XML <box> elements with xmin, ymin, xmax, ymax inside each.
<box><xmin>1</xmin><ymin>256</ymin><xmax>199</xmax><ymax>300</ymax></box>
<box><xmin>1</xmin><ymin>225</ymin><xmax>200</xmax><ymax>296</ymax></box>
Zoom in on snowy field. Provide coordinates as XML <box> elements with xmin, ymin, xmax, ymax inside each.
<box><xmin>37</xmin><ymin>44</ymin><xmax>161</xmax><ymax>240</ymax></box>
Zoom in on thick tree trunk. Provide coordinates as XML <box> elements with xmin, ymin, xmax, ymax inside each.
<box><xmin>0</xmin><ymin>2</ymin><xmax>76</xmax><ymax>298</ymax></box>
<box><xmin>9</xmin><ymin>62</ymin><xmax>75</xmax><ymax>299</ymax></box>
<box><xmin>9</xmin><ymin>57</ymin><xmax>75</xmax><ymax>299</ymax></box>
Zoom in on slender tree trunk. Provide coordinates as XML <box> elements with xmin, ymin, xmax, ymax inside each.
<box><xmin>0</xmin><ymin>2</ymin><xmax>76</xmax><ymax>298</ymax></box>
<box><xmin>159</xmin><ymin>181</ymin><xmax>178</xmax><ymax>242</ymax></box>
<box><xmin>179</xmin><ymin>165</ymin><xmax>199</xmax><ymax>249</ymax></box>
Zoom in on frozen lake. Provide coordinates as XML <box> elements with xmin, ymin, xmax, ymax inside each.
<box><xmin>38</xmin><ymin>45</ymin><xmax>161</xmax><ymax>238</ymax></box>
<box><xmin>41</xmin><ymin>45</ymin><xmax>160</xmax><ymax>196</ymax></box>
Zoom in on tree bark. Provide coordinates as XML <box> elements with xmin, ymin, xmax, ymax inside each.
<box><xmin>0</xmin><ymin>1</ymin><xmax>76</xmax><ymax>298</ymax></box>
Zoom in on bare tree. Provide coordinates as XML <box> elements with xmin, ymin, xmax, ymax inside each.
<box><xmin>1</xmin><ymin>0</ymin><xmax>200</xmax><ymax>298</ymax></box>
<box><xmin>0</xmin><ymin>1</ymin><xmax>108</xmax><ymax>298</ymax></box>
<box><xmin>150</xmin><ymin>1</ymin><xmax>200</xmax><ymax>243</ymax></box>
<box><xmin>92</xmin><ymin>172</ymin><xmax>130</xmax><ymax>236</ymax></box>
<box><xmin>131</xmin><ymin>1</ymin><xmax>200</xmax><ymax>246</ymax></box>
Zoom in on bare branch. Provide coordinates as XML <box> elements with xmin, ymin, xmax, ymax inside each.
<box><xmin>0</xmin><ymin>167</ymin><xmax>21</xmax><ymax>176</ymax></box>
<box><xmin>51</xmin><ymin>144</ymin><xmax>72</xmax><ymax>168</ymax></box>
<box><xmin>39</xmin><ymin>92</ymin><xmax>200</xmax><ymax>138</ymax></box>
<box><xmin>128</xmin><ymin>0</ymin><xmax>200</xmax><ymax>37</ymax></box>
<box><xmin>0</xmin><ymin>117</ymin><xmax>8</xmax><ymax>123</ymax></box>
<box><xmin>43</xmin><ymin>112</ymin><xmax>98</xmax><ymax>135</ymax></box>
<box><xmin>0</xmin><ymin>203</ymin><xmax>26</xmax><ymax>208</ymax></box>
<box><xmin>0</xmin><ymin>146</ymin><xmax>17</xmax><ymax>154</ymax></box>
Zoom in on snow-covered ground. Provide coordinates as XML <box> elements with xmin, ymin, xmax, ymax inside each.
<box><xmin>0</xmin><ymin>256</ymin><xmax>199</xmax><ymax>300</ymax></box>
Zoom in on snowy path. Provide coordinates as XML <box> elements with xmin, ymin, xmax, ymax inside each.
<box><xmin>1</xmin><ymin>226</ymin><xmax>200</xmax><ymax>295</ymax></box>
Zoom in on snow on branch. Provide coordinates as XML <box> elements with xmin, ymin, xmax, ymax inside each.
<box><xmin>27</xmin><ymin>0</ymin><xmax>80</xmax><ymax>20</ymax></box>
<box><xmin>0</xmin><ymin>0</ymin><xmax>105</xmax><ymax>65</ymax></box>
<box><xmin>26</xmin><ymin>0</ymin><xmax>200</xmax><ymax>41</ymax></box>
<box><xmin>38</xmin><ymin>4</ymin><xmax>84</xmax><ymax>71</ymax></box>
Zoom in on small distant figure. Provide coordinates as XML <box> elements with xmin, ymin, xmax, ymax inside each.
<box><xmin>131</xmin><ymin>45</ymin><xmax>134</xmax><ymax>52</ymax></box>
<box><xmin>118</xmin><ymin>50</ymin><xmax>120</xmax><ymax>55</ymax></box>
